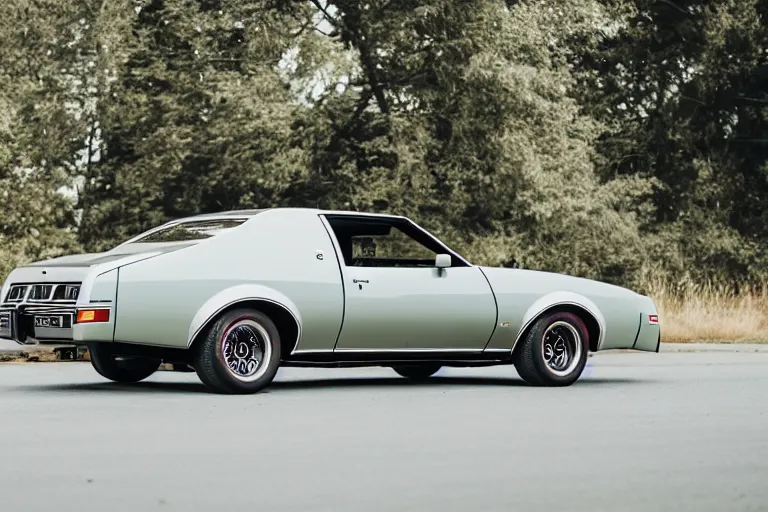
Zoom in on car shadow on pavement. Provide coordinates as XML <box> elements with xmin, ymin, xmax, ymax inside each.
<box><xmin>13</xmin><ymin>376</ymin><xmax>650</xmax><ymax>395</ymax></box>
<box><xmin>269</xmin><ymin>375</ymin><xmax>647</xmax><ymax>391</ymax></box>
<box><xmin>12</xmin><ymin>381</ymin><xmax>209</xmax><ymax>394</ymax></box>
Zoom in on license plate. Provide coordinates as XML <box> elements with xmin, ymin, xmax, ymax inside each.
<box><xmin>34</xmin><ymin>315</ymin><xmax>64</xmax><ymax>328</ymax></box>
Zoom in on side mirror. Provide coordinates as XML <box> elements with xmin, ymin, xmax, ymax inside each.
<box><xmin>435</xmin><ymin>254</ymin><xmax>451</xmax><ymax>268</ymax></box>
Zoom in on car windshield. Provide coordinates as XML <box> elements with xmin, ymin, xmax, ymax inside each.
<box><xmin>129</xmin><ymin>219</ymin><xmax>247</xmax><ymax>243</ymax></box>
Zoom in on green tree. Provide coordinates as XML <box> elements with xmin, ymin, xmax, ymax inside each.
<box><xmin>0</xmin><ymin>0</ymin><xmax>96</xmax><ymax>279</ymax></box>
<box><xmin>571</xmin><ymin>0</ymin><xmax>768</xmax><ymax>284</ymax></box>
<box><xmin>78</xmin><ymin>0</ymin><xmax>311</xmax><ymax>251</ymax></box>
<box><xmin>290</xmin><ymin>0</ymin><xmax>655</xmax><ymax>284</ymax></box>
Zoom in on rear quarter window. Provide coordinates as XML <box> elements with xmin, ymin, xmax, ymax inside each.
<box><xmin>131</xmin><ymin>219</ymin><xmax>247</xmax><ymax>243</ymax></box>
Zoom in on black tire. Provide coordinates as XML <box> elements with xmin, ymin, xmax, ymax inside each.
<box><xmin>193</xmin><ymin>308</ymin><xmax>281</xmax><ymax>394</ymax></box>
<box><xmin>514</xmin><ymin>311</ymin><xmax>589</xmax><ymax>387</ymax></box>
<box><xmin>89</xmin><ymin>343</ymin><xmax>161</xmax><ymax>383</ymax></box>
<box><xmin>392</xmin><ymin>363</ymin><xmax>442</xmax><ymax>381</ymax></box>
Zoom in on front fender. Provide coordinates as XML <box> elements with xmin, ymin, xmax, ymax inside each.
<box><xmin>186</xmin><ymin>284</ymin><xmax>302</xmax><ymax>347</ymax></box>
<box><xmin>513</xmin><ymin>291</ymin><xmax>607</xmax><ymax>351</ymax></box>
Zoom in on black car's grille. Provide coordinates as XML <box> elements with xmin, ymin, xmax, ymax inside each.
<box><xmin>0</xmin><ymin>314</ymin><xmax>9</xmax><ymax>329</ymax></box>
<box><xmin>29</xmin><ymin>285</ymin><xmax>53</xmax><ymax>301</ymax></box>
<box><xmin>52</xmin><ymin>284</ymin><xmax>80</xmax><ymax>301</ymax></box>
<box><xmin>5</xmin><ymin>285</ymin><xmax>27</xmax><ymax>302</ymax></box>
<box><xmin>5</xmin><ymin>283</ymin><xmax>81</xmax><ymax>303</ymax></box>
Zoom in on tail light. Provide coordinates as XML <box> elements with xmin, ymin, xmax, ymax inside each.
<box><xmin>648</xmin><ymin>314</ymin><xmax>659</xmax><ymax>325</ymax></box>
<box><xmin>76</xmin><ymin>309</ymin><xmax>110</xmax><ymax>323</ymax></box>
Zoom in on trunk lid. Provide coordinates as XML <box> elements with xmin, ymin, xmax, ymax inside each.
<box><xmin>23</xmin><ymin>242</ymin><xmax>197</xmax><ymax>269</ymax></box>
<box><xmin>2</xmin><ymin>242</ymin><xmax>195</xmax><ymax>298</ymax></box>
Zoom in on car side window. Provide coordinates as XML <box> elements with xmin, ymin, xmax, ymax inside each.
<box><xmin>350</xmin><ymin>226</ymin><xmax>436</xmax><ymax>267</ymax></box>
<box><xmin>325</xmin><ymin>216</ymin><xmax>444</xmax><ymax>268</ymax></box>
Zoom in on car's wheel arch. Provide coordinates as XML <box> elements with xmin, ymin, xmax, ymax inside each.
<box><xmin>511</xmin><ymin>293</ymin><xmax>605</xmax><ymax>356</ymax></box>
<box><xmin>188</xmin><ymin>285</ymin><xmax>302</xmax><ymax>359</ymax></box>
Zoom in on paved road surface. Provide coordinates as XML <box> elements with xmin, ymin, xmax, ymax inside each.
<box><xmin>1</xmin><ymin>351</ymin><xmax>767</xmax><ymax>512</ymax></box>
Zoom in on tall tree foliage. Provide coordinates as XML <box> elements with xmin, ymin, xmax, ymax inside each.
<box><xmin>571</xmin><ymin>0</ymin><xmax>768</xmax><ymax>283</ymax></box>
<box><xmin>290</xmin><ymin>0</ymin><xmax>653</xmax><ymax>283</ymax></box>
<box><xmin>0</xmin><ymin>0</ymin><xmax>93</xmax><ymax>276</ymax></box>
<box><xmin>1</xmin><ymin>0</ymin><xmax>766</xmax><ymax>289</ymax></box>
<box><xmin>78</xmin><ymin>0</ymin><xmax>311</xmax><ymax>250</ymax></box>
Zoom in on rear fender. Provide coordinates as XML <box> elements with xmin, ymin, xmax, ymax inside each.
<box><xmin>187</xmin><ymin>284</ymin><xmax>302</xmax><ymax>347</ymax></box>
<box><xmin>73</xmin><ymin>269</ymin><xmax>119</xmax><ymax>343</ymax></box>
<box><xmin>512</xmin><ymin>291</ymin><xmax>606</xmax><ymax>352</ymax></box>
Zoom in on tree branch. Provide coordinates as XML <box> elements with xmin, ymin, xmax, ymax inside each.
<box><xmin>658</xmin><ymin>0</ymin><xmax>692</xmax><ymax>16</ymax></box>
<box><xmin>310</xmin><ymin>0</ymin><xmax>336</xmax><ymax>27</ymax></box>
<box><xmin>355</xmin><ymin>39</ymin><xmax>389</xmax><ymax>114</ymax></box>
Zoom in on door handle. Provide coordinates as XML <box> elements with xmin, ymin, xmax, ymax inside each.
<box><xmin>353</xmin><ymin>279</ymin><xmax>369</xmax><ymax>284</ymax></box>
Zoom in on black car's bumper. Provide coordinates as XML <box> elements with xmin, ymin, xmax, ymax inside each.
<box><xmin>0</xmin><ymin>305</ymin><xmax>77</xmax><ymax>345</ymax></box>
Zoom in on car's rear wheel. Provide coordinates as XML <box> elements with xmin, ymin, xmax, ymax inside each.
<box><xmin>89</xmin><ymin>343</ymin><xmax>161</xmax><ymax>383</ymax></box>
<box><xmin>194</xmin><ymin>308</ymin><xmax>281</xmax><ymax>394</ymax></box>
<box><xmin>392</xmin><ymin>363</ymin><xmax>442</xmax><ymax>381</ymax></box>
<box><xmin>514</xmin><ymin>311</ymin><xmax>589</xmax><ymax>387</ymax></box>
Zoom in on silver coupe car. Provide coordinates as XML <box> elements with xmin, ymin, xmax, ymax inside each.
<box><xmin>0</xmin><ymin>208</ymin><xmax>661</xmax><ymax>393</ymax></box>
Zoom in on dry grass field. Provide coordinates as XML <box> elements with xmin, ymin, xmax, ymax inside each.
<box><xmin>647</xmin><ymin>279</ymin><xmax>768</xmax><ymax>343</ymax></box>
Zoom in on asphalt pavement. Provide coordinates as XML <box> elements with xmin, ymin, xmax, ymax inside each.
<box><xmin>1</xmin><ymin>350</ymin><xmax>768</xmax><ymax>512</ymax></box>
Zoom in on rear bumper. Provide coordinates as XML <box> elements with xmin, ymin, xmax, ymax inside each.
<box><xmin>0</xmin><ymin>310</ymin><xmax>11</xmax><ymax>341</ymax></box>
<box><xmin>633</xmin><ymin>315</ymin><xmax>661</xmax><ymax>352</ymax></box>
<box><xmin>0</xmin><ymin>305</ymin><xmax>78</xmax><ymax>346</ymax></box>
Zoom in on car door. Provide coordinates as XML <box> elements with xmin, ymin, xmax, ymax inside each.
<box><xmin>322</xmin><ymin>214</ymin><xmax>497</xmax><ymax>352</ymax></box>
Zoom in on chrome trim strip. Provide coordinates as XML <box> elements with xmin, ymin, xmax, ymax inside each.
<box><xmin>19</xmin><ymin>307</ymin><xmax>79</xmax><ymax>315</ymax></box>
<box><xmin>292</xmin><ymin>348</ymin><xmax>500</xmax><ymax>356</ymax></box>
<box><xmin>27</xmin><ymin>300</ymin><xmax>79</xmax><ymax>304</ymax></box>
<box><xmin>1</xmin><ymin>305</ymin><xmax>79</xmax><ymax>314</ymax></box>
<box><xmin>333</xmin><ymin>348</ymin><xmax>484</xmax><ymax>353</ymax></box>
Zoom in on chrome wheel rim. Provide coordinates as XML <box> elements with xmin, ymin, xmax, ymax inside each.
<box><xmin>219</xmin><ymin>319</ymin><xmax>272</xmax><ymax>383</ymax></box>
<box><xmin>541</xmin><ymin>321</ymin><xmax>582</xmax><ymax>377</ymax></box>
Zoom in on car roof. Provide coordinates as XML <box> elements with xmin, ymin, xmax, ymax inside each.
<box><xmin>177</xmin><ymin>207</ymin><xmax>406</xmax><ymax>222</ymax></box>
<box><xmin>183</xmin><ymin>208</ymin><xmax>270</xmax><ymax>219</ymax></box>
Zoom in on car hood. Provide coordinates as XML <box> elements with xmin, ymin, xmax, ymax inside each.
<box><xmin>479</xmin><ymin>266</ymin><xmax>642</xmax><ymax>299</ymax></box>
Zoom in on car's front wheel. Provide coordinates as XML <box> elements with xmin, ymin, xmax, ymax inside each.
<box><xmin>89</xmin><ymin>343</ymin><xmax>161</xmax><ymax>383</ymax></box>
<box><xmin>194</xmin><ymin>308</ymin><xmax>281</xmax><ymax>394</ymax></box>
<box><xmin>392</xmin><ymin>363</ymin><xmax>442</xmax><ymax>381</ymax></box>
<box><xmin>514</xmin><ymin>311</ymin><xmax>589</xmax><ymax>386</ymax></box>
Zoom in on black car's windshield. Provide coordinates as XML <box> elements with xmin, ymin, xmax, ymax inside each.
<box><xmin>129</xmin><ymin>219</ymin><xmax>247</xmax><ymax>243</ymax></box>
